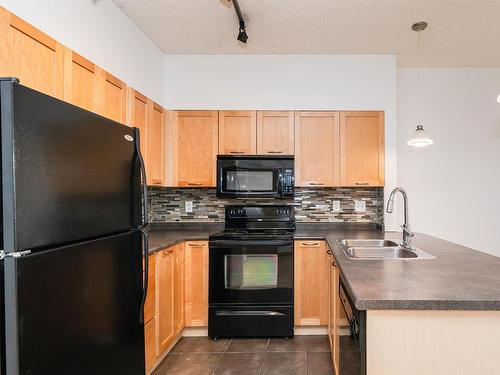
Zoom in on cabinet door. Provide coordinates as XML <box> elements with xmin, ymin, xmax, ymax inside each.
<box><xmin>340</xmin><ymin>111</ymin><xmax>385</xmax><ymax>186</ymax></box>
<box><xmin>127</xmin><ymin>89</ymin><xmax>148</xmax><ymax>162</ymax></box>
<box><xmin>147</xmin><ymin>101</ymin><xmax>165</xmax><ymax>186</ymax></box>
<box><xmin>184</xmin><ymin>241</ymin><xmax>208</xmax><ymax>327</ymax></box>
<box><xmin>174</xmin><ymin>244</ymin><xmax>185</xmax><ymax>336</ymax></box>
<box><xmin>144</xmin><ymin>319</ymin><xmax>156</xmax><ymax>373</ymax></box>
<box><xmin>329</xmin><ymin>256</ymin><xmax>340</xmax><ymax>375</ymax></box>
<box><xmin>144</xmin><ymin>254</ymin><xmax>156</xmax><ymax>324</ymax></box>
<box><xmin>257</xmin><ymin>111</ymin><xmax>294</xmax><ymax>155</ymax></box>
<box><xmin>98</xmin><ymin>70</ymin><xmax>127</xmax><ymax>123</ymax></box>
<box><xmin>294</xmin><ymin>112</ymin><xmax>340</xmax><ymax>187</ymax></box>
<box><xmin>62</xmin><ymin>48</ymin><xmax>99</xmax><ymax>112</ymax></box>
<box><xmin>219</xmin><ymin>110</ymin><xmax>256</xmax><ymax>154</ymax></box>
<box><xmin>0</xmin><ymin>8</ymin><xmax>63</xmax><ymax>98</ymax></box>
<box><xmin>157</xmin><ymin>247</ymin><xmax>175</xmax><ymax>353</ymax></box>
<box><xmin>172</xmin><ymin>111</ymin><xmax>218</xmax><ymax>187</ymax></box>
<box><xmin>294</xmin><ymin>240</ymin><xmax>329</xmax><ymax>326</ymax></box>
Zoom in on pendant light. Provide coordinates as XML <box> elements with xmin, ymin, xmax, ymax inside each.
<box><xmin>497</xmin><ymin>94</ymin><xmax>500</xmax><ymax>103</ymax></box>
<box><xmin>407</xmin><ymin>21</ymin><xmax>434</xmax><ymax>148</ymax></box>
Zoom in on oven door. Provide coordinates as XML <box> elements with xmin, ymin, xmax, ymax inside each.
<box><xmin>209</xmin><ymin>239</ymin><xmax>293</xmax><ymax>305</ymax></box>
<box><xmin>217</xmin><ymin>158</ymin><xmax>282</xmax><ymax>198</ymax></box>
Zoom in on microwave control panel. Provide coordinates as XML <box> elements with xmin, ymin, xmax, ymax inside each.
<box><xmin>282</xmin><ymin>169</ymin><xmax>294</xmax><ymax>197</ymax></box>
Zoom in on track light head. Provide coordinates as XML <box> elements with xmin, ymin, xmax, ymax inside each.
<box><xmin>237</xmin><ymin>28</ymin><xmax>248</xmax><ymax>43</ymax></box>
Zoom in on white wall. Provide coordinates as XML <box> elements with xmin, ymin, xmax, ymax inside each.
<box><xmin>398</xmin><ymin>68</ymin><xmax>500</xmax><ymax>257</ymax></box>
<box><xmin>0</xmin><ymin>0</ymin><xmax>165</xmax><ymax>104</ymax></box>
<box><xmin>164</xmin><ymin>55</ymin><xmax>399</xmax><ymax>229</ymax></box>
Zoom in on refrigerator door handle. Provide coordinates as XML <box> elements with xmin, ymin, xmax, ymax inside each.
<box><xmin>139</xmin><ymin>227</ymin><xmax>149</xmax><ymax>324</ymax></box>
<box><xmin>134</xmin><ymin>127</ymin><xmax>149</xmax><ymax>228</ymax></box>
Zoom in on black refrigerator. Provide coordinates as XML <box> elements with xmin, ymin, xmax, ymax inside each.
<box><xmin>0</xmin><ymin>78</ymin><xmax>149</xmax><ymax>375</ymax></box>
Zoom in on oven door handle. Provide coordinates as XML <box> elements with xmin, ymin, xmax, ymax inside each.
<box><xmin>210</xmin><ymin>239</ymin><xmax>293</xmax><ymax>248</ymax></box>
<box><xmin>216</xmin><ymin>310</ymin><xmax>285</xmax><ymax>316</ymax></box>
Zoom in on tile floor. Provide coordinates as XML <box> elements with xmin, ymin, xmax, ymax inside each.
<box><xmin>152</xmin><ymin>335</ymin><xmax>359</xmax><ymax>375</ymax></box>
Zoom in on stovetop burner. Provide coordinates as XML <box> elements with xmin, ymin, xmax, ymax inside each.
<box><xmin>210</xmin><ymin>205</ymin><xmax>296</xmax><ymax>241</ymax></box>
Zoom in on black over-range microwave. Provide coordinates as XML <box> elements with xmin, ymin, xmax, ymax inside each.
<box><xmin>216</xmin><ymin>155</ymin><xmax>294</xmax><ymax>199</ymax></box>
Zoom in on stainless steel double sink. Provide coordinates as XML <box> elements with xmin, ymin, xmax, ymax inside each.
<box><xmin>338</xmin><ymin>239</ymin><xmax>435</xmax><ymax>260</ymax></box>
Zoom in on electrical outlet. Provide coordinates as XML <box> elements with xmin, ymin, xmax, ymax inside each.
<box><xmin>354</xmin><ymin>200</ymin><xmax>366</xmax><ymax>212</ymax></box>
<box><xmin>332</xmin><ymin>201</ymin><xmax>341</xmax><ymax>212</ymax></box>
<box><xmin>185</xmin><ymin>201</ymin><xmax>193</xmax><ymax>213</ymax></box>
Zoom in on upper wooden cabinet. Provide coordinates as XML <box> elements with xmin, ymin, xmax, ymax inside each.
<box><xmin>340</xmin><ymin>111</ymin><xmax>385</xmax><ymax>186</ymax></box>
<box><xmin>0</xmin><ymin>7</ymin><xmax>64</xmax><ymax>98</ymax></box>
<box><xmin>219</xmin><ymin>110</ymin><xmax>257</xmax><ymax>155</ymax></box>
<box><xmin>63</xmin><ymin>48</ymin><xmax>100</xmax><ymax>112</ymax></box>
<box><xmin>171</xmin><ymin>111</ymin><xmax>218</xmax><ymax>187</ymax></box>
<box><xmin>294</xmin><ymin>112</ymin><xmax>340</xmax><ymax>187</ymax></box>
<box><xmin>147</xmin><ymin>101</ymin><xmax>165</xmax><ymax>186</ymax></box>
<box><xmin>98</xmin><ymin>71</ymin><xmax>127</xmax><ymax>123</ymax></box>
<box><xmin>257</xmin><ymin>111</ymin><xmax>294</xmax><ymax>155</ymax></box>
<box><xmin>294</xmin><ymin>240</ymin><xmax>329</xmax><ymax>326</ymax></box>
<box><xmin>127</xmin><ymin>88</ymin><xmax>148</xmax><ymax>160</ymax></box>
<box><xmin>184</xmin><ymin>241</ymin><xmax>209</xmax><ymax>327</ymax></box>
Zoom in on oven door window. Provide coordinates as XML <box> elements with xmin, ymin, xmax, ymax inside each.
<box><xmin>225</xmin><ymin>254</ymin><xmax>278</xmax><ymax>290</ymax></box>
<box><xmin>224</xmin><ymin>169</ymin><xmax>277</xmax><ymax>193</ymax></box>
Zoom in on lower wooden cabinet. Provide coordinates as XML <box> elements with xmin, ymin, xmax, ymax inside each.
<box><xmin>184</xmin><ymin>241</ymin><xmax>209</xmax><ymax>327</ymax></box>
<box><xmin>328</xmin><ymin>254</ymin><xmax>340</xmax><ymax>375</ymax></box>
<box><xmin>294</xmin><ymin>240</ymin><xmax>329</xmax><ymax>326</ymax></box>
<box><xmin>173</xmin><ymin>243</ymin><xmax>185</xmax><ymax>335</ymax></box>
<box><xmin>144</xmin><ymin>253</ymin><xmax>157</xmax><ymax>373</ymax></box>
<box><xmin>158</xmin><ymin>246</ymin><xmax>176</xmax><ymax>353</ymax></box>
<box><xmin>144</xmin><ymin>318</ymin><xmax>156</xmax><ymax>373</ymax></box>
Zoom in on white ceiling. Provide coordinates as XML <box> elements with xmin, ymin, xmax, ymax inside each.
<box><xmin>113</xmin><ymin>0</ymin><xmax>500</xmax><ymax>67</ymax></box>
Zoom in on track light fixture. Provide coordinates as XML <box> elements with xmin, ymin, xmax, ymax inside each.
<box><xmin>232</xmin><ymin>0</ymin><xmax>248</xmax><ymax>44</ymax></box>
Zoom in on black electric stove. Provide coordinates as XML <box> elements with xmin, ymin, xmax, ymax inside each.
<box><xmin>208</xmin><ymin>205</ymin><xmax>295</xmax><ymax>338</ymax></box>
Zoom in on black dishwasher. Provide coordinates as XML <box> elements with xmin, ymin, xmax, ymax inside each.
<box><xmin>339</xmin><ymin>276</ymin><xmax>366</xmax><ymax>375</ymax></box>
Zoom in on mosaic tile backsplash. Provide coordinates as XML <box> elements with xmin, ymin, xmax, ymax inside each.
<box><xmin>148</xmin><ymin>187</ymin><xmax>384</xmax><ymax>225</ymax></box>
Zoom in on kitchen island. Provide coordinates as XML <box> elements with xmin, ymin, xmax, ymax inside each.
<box><xmin>148</xmin><ymin>223</ymin><xmax>500</xmax><ymax>375</ymax></box>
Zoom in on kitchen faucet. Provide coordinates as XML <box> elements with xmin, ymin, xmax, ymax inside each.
<box><xmin>386</xmin><ymin>187</ymin><xmax>414</xmax><ymax>250</ymax></box>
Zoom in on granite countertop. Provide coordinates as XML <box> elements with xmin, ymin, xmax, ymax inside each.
<box><xmin>147</xmin><ymin>223</ymin><xmax>223</xmax><ymax>253</ymax></box>
<box><xmin>147</xmin><ymin>222</ymin><xmax>500</xmax><ymax>311</ymax></box>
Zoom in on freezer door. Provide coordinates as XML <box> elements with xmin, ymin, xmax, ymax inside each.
<box><xmin>0</xmin><ymin>81</ymin><xmax>142</xmax><ymax>252</ymax></box>
<box><xmin>3</xmin><ymin>231</ymin><xmax>145</xmax><ymax>375</ymax></box>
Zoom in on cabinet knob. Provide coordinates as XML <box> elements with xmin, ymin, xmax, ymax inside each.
<box><xmin>309</xmin><ymin>182</ymin><xmax>325</xmax><ymax>186</ymax></box>
<box><xmin>229</xmin><ymin>151</ymin><xmax>244</xmax><ymax>154</ymax></box>
<box><xmin>355</xmin><ymin>182</ymin><xmax>370</xmax><ymax>186</ymax></box>
<box><xmin>187</xmin><ymin>182</ymin><xmax>202</xmax><ymax>186</ymax></box>
<box><xmin>267</xmin><ymin>150</ymin><xmax>283</xmax><ymax>154</ymax></box>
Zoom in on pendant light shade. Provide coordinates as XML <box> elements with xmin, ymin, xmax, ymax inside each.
<box><xmin>407</xmin><ymin>125</ymin><xmax>434</xmax><ymax>147</ymax></box>
<box><xmin>497</xmin><ymin>94</ymin><xmax>500</xmax><ymax>103</ymax></box>
<box><xmin>409</xmin><ymin>21</ymin><xmax>433</xmax><ymax>148</ymax></box>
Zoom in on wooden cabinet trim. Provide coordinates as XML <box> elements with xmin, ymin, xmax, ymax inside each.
<box><xmin>70</xmin><ymin>51</ymin><xmax>95</xmax><ymax>73</ymax></box>
<box><xmin>132</xmin><ymin>88</ymin><xmax>147</xmax><ymax>104</ymax></box>
<box><xmin>105</xmin><ymin>71</ymin><xmax>125</xmax><ymax>89</ymax></box>
<box><xmin>10</xmin><ymin>12</ymin><xmax>57</xmax><ymax>50</ymax></box>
